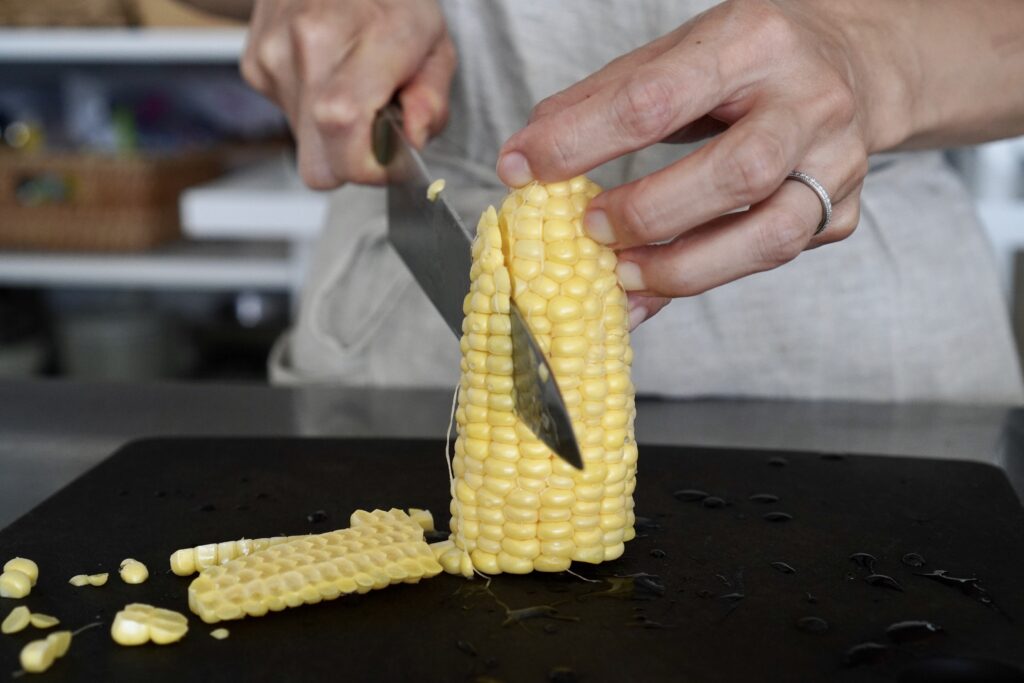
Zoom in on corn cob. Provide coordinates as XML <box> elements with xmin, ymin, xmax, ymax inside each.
<box><xmin>438</xmin><ymin>176</ymin><xmax>638</xmax><ymax>577</ymax></box>
<box><xmin>187</xmin><ymin>509</ymin><xmax>443</xmax><ymax>624</ymax></box>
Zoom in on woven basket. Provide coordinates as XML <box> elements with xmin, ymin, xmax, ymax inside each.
<box><xmin>0</xmin><ymin>151</ymin><xmax>223</xmax><ymax>252</ymax></box>
<box><xmin>0</xmin><ymin>0</ymin><xmax>134</xmax><ymax>26</ymax></box>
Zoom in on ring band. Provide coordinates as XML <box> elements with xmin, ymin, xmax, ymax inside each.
<box><xmin>786</xmin><ymin>171</ymin><xmax>832</xmax><ymax>235</ymax></box>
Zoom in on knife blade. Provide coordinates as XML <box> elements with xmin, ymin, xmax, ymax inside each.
<box><xmin>373</xmin><ymin>105</ymin><xmax>583</xmax><ymax>470</ymax></box>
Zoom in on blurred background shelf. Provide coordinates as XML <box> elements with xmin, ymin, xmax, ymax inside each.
<box><xmin>0</xmin><ymin>28</ymin><xmax>246</xmax><ymax>63</ymax></box>
<box><xmin>0</xmin><ymin>241</ymin><xmax>293</xmax><ymax>291</ymax></box>
<box><xmin>181</xmin><ymin>156</ymin><xmax>328</xmax><ymax>240</ymax></box>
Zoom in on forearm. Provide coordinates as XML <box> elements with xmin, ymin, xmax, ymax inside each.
<box><xmin>177</xmin><ymin>0</ymin><xmax>252</xmax><ymax>20</ymax></box>
<box><xmin>821</xmin><ymin>0</ymin><xmax>1024</xmax><ymax>152</ymax></box>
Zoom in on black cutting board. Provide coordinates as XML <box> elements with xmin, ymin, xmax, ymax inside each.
<box><xmin>2</xmin><ymin>438</ymin><xmax>1023</xmax><ymax>683</ymax></box>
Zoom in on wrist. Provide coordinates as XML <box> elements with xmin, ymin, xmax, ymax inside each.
<box><xmin>799</xmin><ymin>0</ymin><xmax>920</xmax><ymax>153</ymax></box>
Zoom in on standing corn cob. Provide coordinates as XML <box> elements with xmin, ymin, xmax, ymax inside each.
<box><xmin>187</xmin><ymin>509</ymin><xmax>443</xmax><ymax>623</ymax></box>
<box><xmin>438</xmin><ymin>176</ymin><xmax>638</xmax><ymax>577</ymax></box>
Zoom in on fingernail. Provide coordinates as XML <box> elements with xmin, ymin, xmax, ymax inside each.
<box><xmin>628</xmin><ymin>304</ymin><xmax>647</xmax><ymax>331</ymax></box>
<box><xmin>496</xmin><ymin>152</ymin><xmax>533</xmax><ymax>187</ymax></box>
<box><xmin>584</xmin><ymin>209</ymin><xmax>615</xmax><ymax>245</ymax></box>
<box><xmin>616</xmin><ymin>261</ymin><xmax>645</xmax><ymax>291</ymax></box>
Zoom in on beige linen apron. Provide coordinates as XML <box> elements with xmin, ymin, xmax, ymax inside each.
<box><xmin>270</xmin><ymin>0</ymin><xmax>1024</xmax><ymax>404</ymax></box>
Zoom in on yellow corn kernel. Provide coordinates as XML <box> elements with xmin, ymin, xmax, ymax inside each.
<box><xmin>28</xmin><ymin>613</ymin><xmax>59</xmax><ymax>629</ymax></box>
<box><xmin>4</xmin><ymin>558</ymin><xmax>38</xmax><ymax>586</ymax></box>
<box><xmin>2</xmin><ymin>605</ymin><xmax>30</xmax><ymax>634</ymax></box>
<box><xmin>119</xmin><ymin>559</ymin><xmax>149</xmax><ymax>585</ymax></box>
<box><xmin>0</xmin><ymin>570</ymin><xmax>31</xmax><ymax>598</ymax></box>
<box><xmin>169</xmin><ymin>536</ymin><xmax>297</xmax><ymax>576</ymax></box>
<box><xmin>210</xmin><ymin>628</ymin><xmax>230</xmax><ymax>640</ymax></box>
<box><xmin>46</xmin><ymin>631</ymin><xmax>71</xmax><ymax>658</ymax></box>
<box><xmin>442</xmin><ymin>176</ymin><xmax>639</xmax><ymax>576</ymax></box>
<box><xmin>19</xmin><ymin>639</ymin><xmax>55</xmax><ymax>673</ymax></box>
<box><xmin>87</xmin><ymin>573</ymin><xmax>108</xmax><ymax>586</ymax></box>
<box><xmin>111</xmin><ymin>603</ymin><xmax>188</xmax><ymax>646</ymax></box>
<box><xmin>187</xmin><ymin>509</ymin><xmax>442</xmax><ymax>624</ymax></box>
<box><xmin>426</xmin><ymin>178</ymin><xmax>446</xmax><ymax>202</ymax></box>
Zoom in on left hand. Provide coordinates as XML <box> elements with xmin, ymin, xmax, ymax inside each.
<box><xmin>496</xmin><ymin>0</ymin><xmax>887</xmax><ymax>329</ymax></box>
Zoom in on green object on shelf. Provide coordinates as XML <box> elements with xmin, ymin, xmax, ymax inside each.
<box><xmin>112</xmin><ymin>105</ymin><xmax>138</xmax><ymax>153</ymax></box>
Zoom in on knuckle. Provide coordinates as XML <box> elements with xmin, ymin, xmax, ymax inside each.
<box><xmin>755</xmin><ymin>209</ymin><xmax>808</xmax><ymax>266</ymax></box>
<box><xmin>311</xmin><ymin>95</ymin><xmax>360</xmax><ymax>133</ymax></box>
<box><xmin>614</xmin><ymin>69</ymin><xmax>677</xmax><ymax>141</ymax></box>
<box><xmin>255</xmin><ymin>36</ymin><xmax>289</xmax><ymax>75</ymax></box>
<box><xmin>619</xmin><ymin>186</ymin><xmax>662</xmax><ymax>244</ymax></box>
<box><xmin>719</xmin><ymin>131</ymin><xmax>788</xmax><ymax>203</ymax></box>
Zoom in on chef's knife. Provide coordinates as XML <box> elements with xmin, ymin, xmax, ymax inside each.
<box><xmin>373</xmin><ymin>104</ymin><xmax>583</xmax><ymax>470</ymax></box>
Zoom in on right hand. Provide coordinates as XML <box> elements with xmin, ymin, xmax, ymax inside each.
<box><xmin>241</xmin><ymin>0</ymin><xmax>456</xmax><ymax>188</ymax></box>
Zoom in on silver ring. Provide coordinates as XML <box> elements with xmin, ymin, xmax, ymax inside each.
<box><xmin>786</xmin><ymin>171</ymin><xmax>832</xmax><ymax>235</ymax></box>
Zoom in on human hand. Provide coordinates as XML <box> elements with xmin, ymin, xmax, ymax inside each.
<box><xmin>241</xmin><ymin>0</ymin><xmax>456</xmax><ymax>188</ymax></box>
<box><xmin>497</xmin><ymin>0</ymin><xmax>897</xmax><ymax>329</ymax></box>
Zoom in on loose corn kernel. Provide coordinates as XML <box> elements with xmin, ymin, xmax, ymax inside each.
<box><xmin>88</xmin><ymin>573</ymin><xmax>108</xmax><ymax>586</ymax></box>
<box><xmin>68</xmin><ymin>575</ymin><xmax>89</xmax><ymax>587</ymax></box>
<box><xmin>2</xmin><ymin>605</ymin><xmax>30</xmax><ymax>633</ymax></box>
<box><xmin>187</xmin><ymin>509</ymin><xmax>442</xmax><ymax>624</ymax></box>
<box><xmin>440</xmin><ymin>176</ymin><xmax>638</xmax><ymax>576</ymax></box>
<box><xmin>28</xmin><ymin>613</ymin><xmax>59</xmax><ymax>629</ymax></box>
<box><xmin>46</xmin><ymin>631</ymin><xmax>71</xmax><ymax>658</ymax></box>
<box><xmin>111</xmin><ymin>604</ymin><xmax>188</xmax><ymax>646</ymax></box>
<box><xmin>19</xmin><ymin>639</ymin><xmax>55</xmax><ymax>673</ymax></box>
<box><xmin>119</xmin><ymin>559</ymin><xmax>149</xmax><ymax>585</ymax></box>
<box><xmin>4</xmin><ymin>558</ymin><xmax>38</xmax><ymax>586</ymax></box>
<box><xmin>0</xmin><ymin>570</ymin><xmax>31</xmax><ymax>598</ymax></box>
<box><xmin>210</xmin><ymin>628</ymin><xmax>229</xmax><ymax>640</ymax></box>
<box><xmin>426</xmin><ymin>178</ymin><xmax>446</xmax><ymax>202</ymax></box>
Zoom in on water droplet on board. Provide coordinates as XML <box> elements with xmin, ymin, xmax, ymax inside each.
<box><xmin>768</xmin><ymin>457</ymin><xmax>789</xmax><ymax>467</ymax></box>
<box><xmin>702</xmin><ymin>496</ymin><xmax>726</xmax><ymax>509</ymax></box>
<box><xmin>456</xmin><ymin>640</ymin><xmax>478</xmax><ymax>657</ymax></box>
<box><xmin>672</xmin><ymin>489</ymin><xmax>709</xmax><ymax>502</ymax></box>
<box><xmin>650</xmin><ymin>549</ymin><xmax>667</xmax><ymax>559</ymax></box>
<box><xmin>748</xmin><ymin>493</ymin><xmax>779</xmax><ymax>503</ymax></box>
<box><xmin>901</xmin><ymin>552</ymin><xmax>926</xmax><ymax>568</ymax></box>
<box><xmin>805</xmin><ymin>592</ymin><xmax>818</xmax><ymax>604</ymax></box>
<box><xmin>865</xmin><ymin>574</ymin><xmax>904</xmax><ymax>591</ymax></box>
<box><xmin>843</xmin><ymin>642</ymin><xmax>889</xmax><ymax>667</ymax></box>
<box><xmin>850</xmin><ymin>553</ymin><xmax>878</xmax><ymax>573</ymax></box>
<box><xmin>306</xmin><ymin>509</ymin><xmax>328</xmax><ymax>523</ymax></box>
<box><xmin>796</xmin><ymin>616</ymin><xmax>829</xmax><ymax>634</ymax></box>
<box><xmin>820</xmin><ymin>453</ymin><xmax>847</xmax><ymax>461</ymax></box>
<box><xmin>634</xmin><ymin>517</ymin><xmax>661</xmax><ymax>534</ymax></box>
<box><xmin>770</xmin><ymin>562</ymin><xmax>796</xmax><ymax>574</ymax></box>
<box><xmin>763</xmin><ymin>512</ymin><xmax>793</xmax><ymax>522</ymax></box>
<box><xmin>885</xmin><ymin>620</ymin><xmax>943</xmax><ymax>643</ymax></box>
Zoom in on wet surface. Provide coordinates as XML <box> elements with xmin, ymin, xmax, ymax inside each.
<box><xmin>1</xmin><ymin>438</ymin><xmax>1022</xmax><ymax>682</ymax></box>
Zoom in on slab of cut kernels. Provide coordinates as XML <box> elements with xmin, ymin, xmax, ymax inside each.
<box><xmin>2</xmin><ymin>605</ymin><xmax>30</xmax><ymax>634</ymax></box>
<box><xmin>4</xmin><ymin>558</ymin><xmax>38</xmax><ymax>586</ymax></box>
<box><xmin>111</xmin><ymin>604</ymin><xmax>188</xmax><ymax>646</ymax></box>
<box><xmin>188</xmin><ymin>508</ymin><xmax>442</xmax><ymax>624</ymax></box>
<box><xmin>170</xmin><ymin>536</ymin><xmax>297</xmax><ymax>576</ymax></box>
<box><xmin>29</xmin><ymin>613</ymin><xmax>59</xmax><ymax>629</ymax></box>
<box><xmin>0</xmin><ymin>570</ymin><xmax>31</xmax><ymax>598</ymax></box>
<box><xmin>440</xmin><ymin>176</ymin><xmax>638</xmax><ymax>576</ymax></box>
<box><xmin>119</xmin><ymin>559</ymin><xmax>149</xmax><ymax>584</ymax></box>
